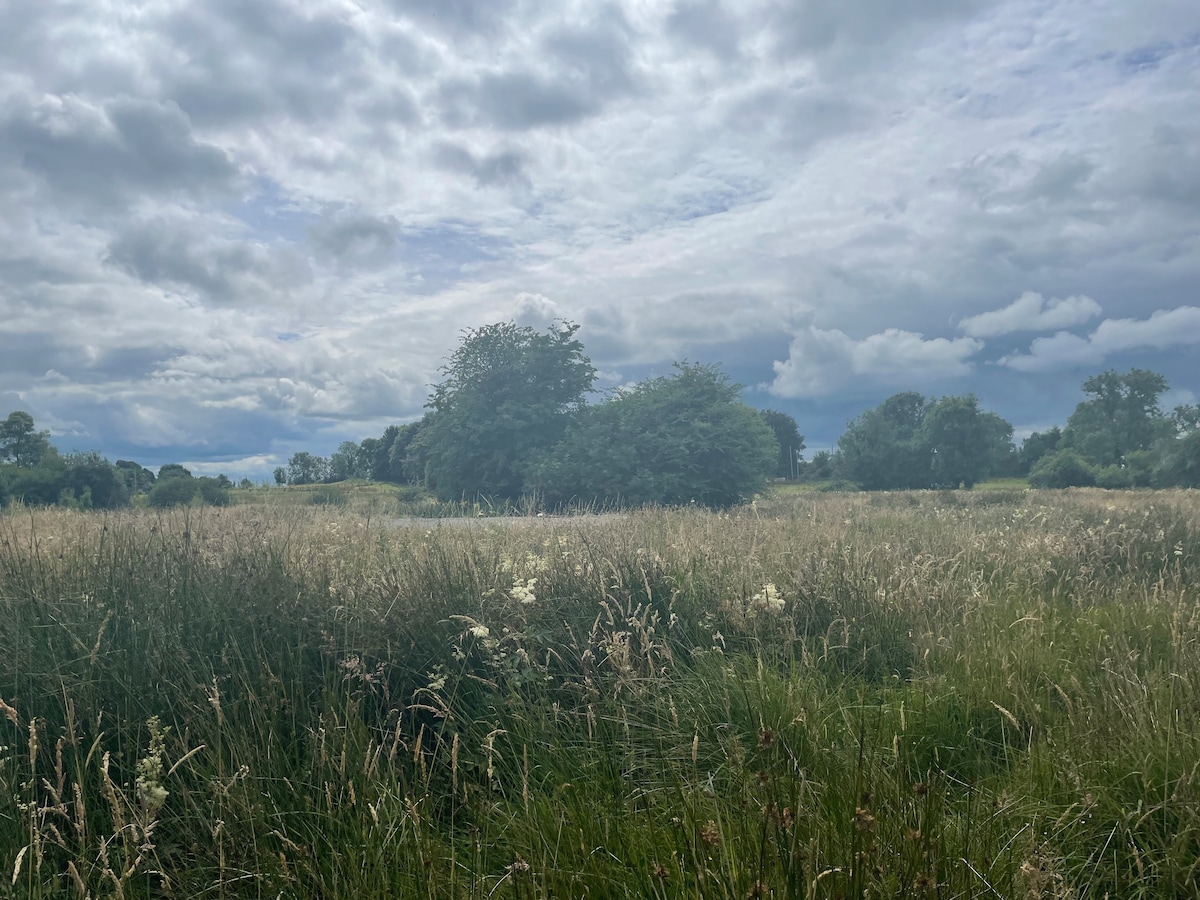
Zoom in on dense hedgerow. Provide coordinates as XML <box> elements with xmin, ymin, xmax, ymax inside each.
<box><xmin>1</xmin><ymin>489</ymin><xmax>1198</xmax><ymax>898</ymax></box>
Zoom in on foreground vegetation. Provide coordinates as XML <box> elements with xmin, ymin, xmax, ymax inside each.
<box><xmin>2</xmin><ymin>490</ymin><xmax>1198</xmax><ymax>898</ymax></box>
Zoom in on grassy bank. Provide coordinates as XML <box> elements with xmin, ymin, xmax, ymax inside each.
<box><xmin>2</xmin><ymin>490</ymin><xmax>1198</xmax><ymax>898</ymax></box>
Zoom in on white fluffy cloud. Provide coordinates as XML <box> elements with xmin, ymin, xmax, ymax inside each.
<box><xmin>999</xmin><ymin>306</ymin><xmax>1200</xmax><ymax>372</ymax></box>
<box><xmin>769</xmin><ymin>326</ymin><xmax>983</xmax><ymax>398</ymax></box>
<box><xmin>959</xmin><ymin>291</ymin><xmax>1103</xmax><ymax>337</ymax></box>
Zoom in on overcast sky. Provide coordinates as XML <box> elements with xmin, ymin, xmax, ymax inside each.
<box><xmin>1</xmin><ymin>0</ymin><xmax>1198</xmax><ymax>477</ymax></box>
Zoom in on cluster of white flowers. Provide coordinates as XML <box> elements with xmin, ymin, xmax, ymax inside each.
<box><xmin>469</xmin><ymin>623</ymin><xmax>491</xmax><ymax>640</ymax></box>
<box><xmin>510</xmin><ymin>577</ymin><xmax>538</xmax><ymax>605</ymax></box>
<box><xmin>749</xmin><ymin>583</ymin><xmax>786</xmax><ymax>615</ymax></box>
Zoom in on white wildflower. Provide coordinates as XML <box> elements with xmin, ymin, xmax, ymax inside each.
<box><xmin>510</xmin><ymin>577</ymin><xmax>538</xmax><ymax>605</ymax></box>
<box><xmin>750</xmin><ymin>583</ymin><xmax>786</xmax><ymax>615</ymax></box>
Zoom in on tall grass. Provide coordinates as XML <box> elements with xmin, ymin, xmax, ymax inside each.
<box><xmin>1</xmin><ymin>489</ymin><xmax>1198</xmax><ymax>897</ymax></box>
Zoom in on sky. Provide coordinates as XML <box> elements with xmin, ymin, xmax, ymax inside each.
<box><xmin>1</xmin><ymin>0</ymin><xmax>1198</xmax><ymax>478</ymax></box>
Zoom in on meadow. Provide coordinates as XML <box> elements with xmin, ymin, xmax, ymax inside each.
<box><xmin>1</xmin><ymin>489</ymin><xmax>1197</xmax><ymax>898</ymax></box>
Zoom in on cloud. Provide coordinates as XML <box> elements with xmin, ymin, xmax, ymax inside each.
<box><xmin>437</xmin><ymin>9</ymin><xmax>638</xmax><ymax>131</ymax></box>
<box><xmin>105</xmin><ymin>217</ymin><xmax>312</xmax><ymax>307</ymax></box>
<box><xmin>999</xmin><ymin>307</ymin><xmax>1200</xmax><ymax>372</ymax></box>
<box><xmin>769</xmin><ymin>0</ymin><xmax>988</xmax><ymax>59</ymax></box>
<box><xmin>389</xmin><ymin>0</ymin><xmax>518</xmax><ymax>38</ymax></box>
<box><xmin>309</xmin><ymin>214</ymin><xmax>399</xmax><ymax>266</ymax></box>
<box><xmin>665</xmin><ymin>0</ymin><xmax>742</xmax><ymax>61</ymax></box>
<box><xmin>433</xmin><ymin>141</ymin><xmax>531</xmax><ymax>188</ymax></box>
<box><xmin>0</xmin><ymin>94</ymin><xmax>239</xmax><ymax>208</ymax></box>
<box><xmin>959</xmin><ymin>292</ymin><xmax>1103</xmax><ymax>338</ymax></box>
<box><xmin>768</xmin><ymin>325</ymin><xmax>983</xmax><ymax>398</ymax></box>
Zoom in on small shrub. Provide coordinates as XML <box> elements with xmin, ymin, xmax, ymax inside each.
<box><xmin>1094</xmin><ymin>465</ymin><xmax>1132</xmax><ymax>489</ymax></box>
<box><xmin>147</xmin><ymin>475</ymin><xmax>197</xmax><ymax>507</ymax></box>
<box><xmin>1029</xmin><ymin>450</ymin><xmax>1096</xmax><ymax>488</ymax></box>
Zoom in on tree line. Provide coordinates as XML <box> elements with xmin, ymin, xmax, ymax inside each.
<box><xmin>813</xmin><ymin>368</ymin><xmax>1197</xmax><ymax>490</ymax></box>
<box><xmin>277</xmin><ymin>322</ymin><xmax>1199</xmax><ymax>502</ymax></box>
<box><xmin>0</xmin><ymin>413</ymin><xmax>243</xmax><ymax>509</ymax></box>
<box><xmin>275</xmin><ymin>322</ymin><xmax>796</xmax><ymax>508</ymax></box>
<box><xmin>3</xmin><ymin>321</ymin><xmax>1197</xmax><ymax>511</ymax></box>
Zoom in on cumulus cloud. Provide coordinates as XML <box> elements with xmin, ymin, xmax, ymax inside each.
<box><xmin>768</xmin><ymin>325</ymin><xmax>983</xmax><ymax>398</ymax></box>
<box><xmin>105</xmin><ymin>216</ymin><xmax>313</xmax><ymax>307</ymax></box>
<box><xmin>0</xmin><ymin>94</ymin><xmax>239</xmax><ymax>208</ymax></box>
<box><xmin>666</xmin><ymin>0</ymin><xmax>742</xmax><ymax>61</ymax></box>
<box><xmin>959</xmin><ymin>292</ymin><xmax>1103</xmax><ymax>338</ymax></box>
<box><xmin>999</xmin><ymin>307</ymin><xmax>1200</xmax><ymax>372</ymax></box>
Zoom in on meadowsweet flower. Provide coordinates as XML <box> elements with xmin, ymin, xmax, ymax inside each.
<box><xmin>510</xmin><ymin>577</ymin><xmax>538</xmax><ymax>605</ymax></box>
<box><xmin>749</xmin><ymin>583</ymin><xmax>785</xmax><ymax>615</ymax></box>
<box><xmin>469</xmin><ymin>624</ymin><xmax>491</xmax><ymax>640</ymax></box>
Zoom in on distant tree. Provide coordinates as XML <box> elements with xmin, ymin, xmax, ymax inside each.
<box><xmin>196</xmin><ymin>476</ymin><xmax>232</xmax><ymax>506</ymax></box>
<box><xmin>329</xmin><ymin>441</ymin><xmax>371</xmax><ymax>482</ymax></box>
<box><xmin>0</xmin><ymin>448</ymin><xmax>67</xmax><ymax>506</ymax></box>
<box><xmin>64</xmin><ymin>452</ymin><xmax>130</xmax><ymax>509</ymax></box>
<box><xmin>285</xmin><ymin>452</ymin><xmax>331</xmax><ymax>486</ymax></box>
<box><xmin>1018</xmin><ymin>428</ymin><xmax>1062</xmax><ymax>475</ymax></box>
<box><xmin>115</xmin><ymin>460</ymin><xmax>156</xmax><ymax>494</ymax></box>
<box><xmin>537</xmin><ymin>363</ymin><xmax>778</xmax><ymax>508</ymax></box>
<box><xmin>838</xmin><ymin>392</ymin><xmax>931</xmax><ymax>490</ymax></box>
<box><xmin>759</xmin><ymin>410</ymin><xmax>805</xmax><ymax>479</ymax></box>
<box><xmin>1151</xmin><ymin>407</ymin><xmax>1200</xmax><ymax>488</ymax></box>
<box><xmin>1172</xmin><ymin>404</ymin><xmax>1200</xmax><ymax>435</ymax></box>
<box><xmin>0</xmin><ymin>411</ymin><xmax>52</xmax><ymax>468</ymax></box>
<box><xmin>365</xmin><ymin>426</ymin><xmax>415</xmax><ymax>483</ymax></box>
<box><xmin>1028</xmin><ymin>451</ymin><xmax>1096</xmax><ymax>489</ymax></box>
<box><xmin>921</xmin><ymin>395</ymin><xmax>1013</xmax><ymax>489</ymax></box>
<box><xmin>158</xmin><ymin>464</ymin><xmax>193</xmax><ymax>482</ymax></box>
<box><xmin>802</xmin><ymin>450</ymin><xmax>836</xmax><ymax>482</ymax></box>
<box><xmin>273</xmin><ymin>467</ymin><xmax>287</xmax><ymax>486</ymax></box>
<box><xmin>1062</xmin><ymin>369</ymin><xmax>1172</xmax><ymax>467</ymax></box>
<box><xmin>238</xmin><ymin>477</ymin><xmax>255</xmax><ymax>490</ymax></box>
<box><xmin>417</xmin><ymin>322</ymin><xmax>595</xmax><ymax>500</ymax></box>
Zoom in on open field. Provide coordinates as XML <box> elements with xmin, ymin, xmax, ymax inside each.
<box><xmin>2</xmin><ymin>490</ymin><xmax>1198</xmax><ymax>898</ymax></box>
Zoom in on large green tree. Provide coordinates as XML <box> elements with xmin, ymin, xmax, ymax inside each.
<box><xmin>1062</xmin><ymin>369</ymin><xmax>1173</xmax><ymax>467</ymax></box>
<box><xmin>329</xmin><ymin>441</ymin><xmax>371</xmax><ymax>482</ymax></box>
<box><xmin>416</xmin><ymin>322</ymin><xmax>595</xmax><ymax>500</ymax></box>
<box><xmin>536</xmin><ymin>363</ymin><xmax>778</xmax><ymax>508</ymax></box>
<box><xmin>0</xmin><ymin>411</ymin><xmax>51</xmax><ymax>468</ymax></box>
<box><xmin>64</xmin><ymin>452</ymin><xmax>130</xmax><ymax>509</ymax></box>
<box><xmin>837</xmin><ymin>392</ymin><xmax>932</xmax><ymax>490</ymax></box>
<box><xmin>285</xmin><ymin>452</ymin><xmax>331</xmax><ymax>486</ymax></box>
<box><xmin>921</xmin><ymin>395</ymin><xmax>1013</xmax><ymax>489</ymax></box>
<box><xmin>838</xmin><ymin>392</ymin><xmax>1013</xmax><ymax>490</ymax></box>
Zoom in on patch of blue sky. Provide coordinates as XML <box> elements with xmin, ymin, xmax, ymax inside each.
<box><xmin>1121</xmin><ymin>41</ymin><xmax>1175</xmax><ymax>73</ymax></box>
<box><xmin>276</xmin><ymin>332</ymin><xmax>302</xmax><ymax>342</ymax></box>
<box><xmin>229</xmin><ymin>175</ymin><xmax>321</xmax><ymax>243</ymax></box>
<box><xmin>398</xmin><ymin>221</ymin><xmax>513</xmax><ymax>294</ymax></box>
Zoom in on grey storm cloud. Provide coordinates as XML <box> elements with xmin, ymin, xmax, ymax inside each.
<box><xmin>0</xmin><ymin>94</ymin><xmax>240</xmax><ymax>208</ymax></box>
<box><xmin>105</xmin><ymin>218</ymin><xmax>312</xmax><ymax>307</ymax></box>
